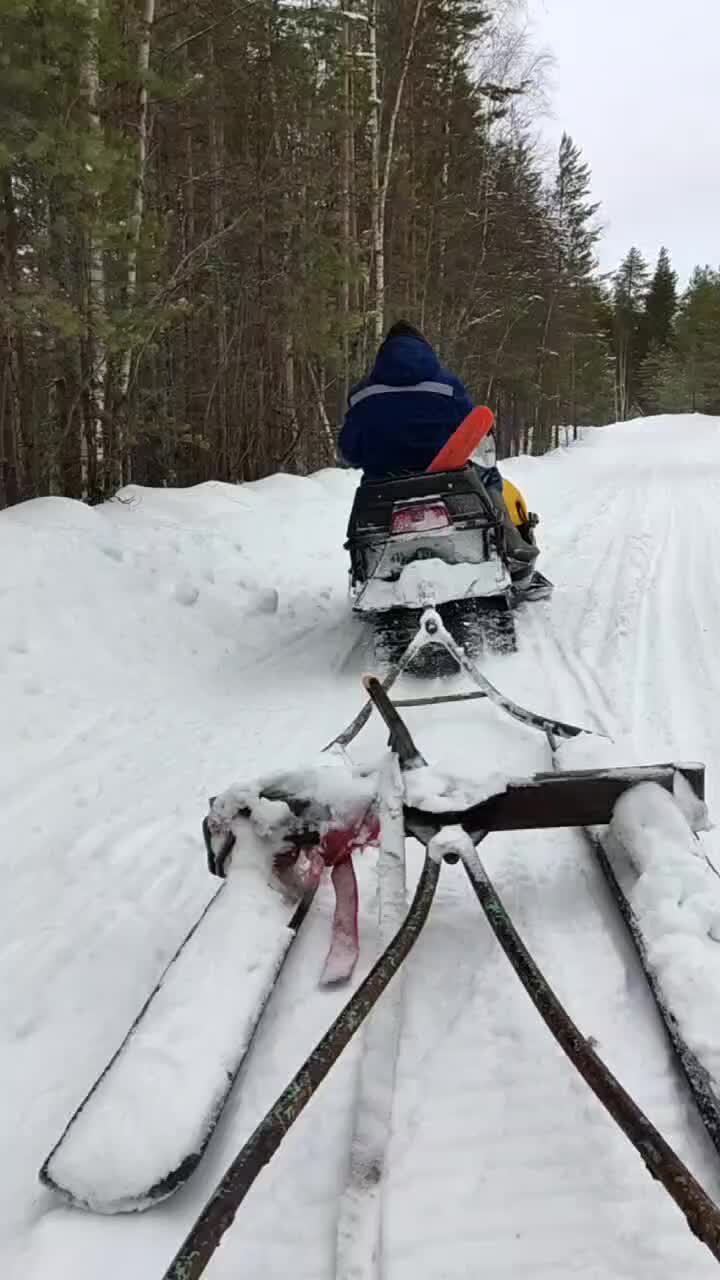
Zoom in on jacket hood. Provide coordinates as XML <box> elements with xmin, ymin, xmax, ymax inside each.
<box><xmin>371</xmin><ymin>334</ymin><xmax>442</xmax><ymax>386</ymax></box>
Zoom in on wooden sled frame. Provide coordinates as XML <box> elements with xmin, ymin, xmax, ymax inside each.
<box><xmin>404</xmin><ymin>763</ymin><xmax>705</xmax><ymax>847</ymax></box>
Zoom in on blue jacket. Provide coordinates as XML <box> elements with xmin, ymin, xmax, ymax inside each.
<box><xmin>339</xmin><ymin>333</ymin><xmax>501</xmax><ymax>489</ymax></box>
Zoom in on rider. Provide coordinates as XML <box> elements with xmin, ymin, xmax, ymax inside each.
<box><xmin>339</xmin><ymin>321</ymin><xmax>537</xmax><ymax>565</ymax></box>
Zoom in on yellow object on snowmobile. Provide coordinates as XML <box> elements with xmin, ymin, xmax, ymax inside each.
<box><xmin>502</xmin><ymin>478</ymin><xmax>529</xmax><ymax>528</ymax></box>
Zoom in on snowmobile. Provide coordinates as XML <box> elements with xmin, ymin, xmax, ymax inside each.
<box><xmin>344</xmin><ymin>454</ymin><xmax>551</xmax><ymax>667</ymax></box>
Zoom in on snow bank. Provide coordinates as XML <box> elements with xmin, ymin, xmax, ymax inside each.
<box><xmin>0</xmin><ymin>472</ymin><xmax>357</xmax><ymax>734</ymax></box>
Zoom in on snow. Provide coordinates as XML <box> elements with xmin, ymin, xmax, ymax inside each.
<box><xmin>5</xmin><ymin>414</ymin><xmax>720</xmax><ymax>1278</ymax></box>
<box><xmin>403</xmin><ymin>764</ymin><xmax>509</xmax><ymax>812</ymax></box>
<box><xmin>210</xmin><ymin>758</ymin><xmax>380</xmax><ymax>837</ymax></box>
<box><xmin>355</xmin><ymin>555</ymin><xmax>509</xmax><ymax>612</ymax></box>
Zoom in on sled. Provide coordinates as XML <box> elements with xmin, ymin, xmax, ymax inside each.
<box><xmin>42</xmin><ymin>603</ymin><xmax>720</xmax><ymax>1280</ymax></box>
<box><xmin>159</xmin><ymin>622</ymin><xmax>718</xmax><ymax>1279</ymax></box>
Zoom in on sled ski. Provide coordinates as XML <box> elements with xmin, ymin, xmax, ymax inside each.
<box><xmin>40</xmin><ymin>871</ymin><xmax>313</xmax><ymax>1214</ymax></box>
<box><xmin>590</xmin><ymin>824</ymin><xmax>720</xmax><ymax>1151</ymax></box>
<box><xmin>40</xmin><ymin>664</ymin><xmax>389</xmax><ymax>1213</ymax></box>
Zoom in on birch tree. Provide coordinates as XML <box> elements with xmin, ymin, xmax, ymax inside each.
<box><xmin>114</xmin><ymin>0</ymin><xmax>156</xmax><ymax>487</ymax></box>
<box><xmin>368</xmin><ymin>0</ymin><xmax>426</xmax><ymax>344</ymax></box>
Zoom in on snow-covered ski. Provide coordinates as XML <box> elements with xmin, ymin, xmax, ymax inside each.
<box><xmin>40</xmin><ymin>861</ymin><xmax>313</xmax><ymax>1214</ymax></box>
<box><xmin>584</xmin><ymin>788</ymin><xmax>720</xmax><ymax>1154</ymax></box>
<box><xmin>39</xmin><ymin>684</ymin><xmax>391</xmax><ymax>1213</ymax></box>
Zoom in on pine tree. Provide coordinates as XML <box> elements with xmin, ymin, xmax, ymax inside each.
<box><xmin>532</xmin><ymin>133</ymin><xmax>603</xmax><ymax>448</ymax></box>
<box><xmin>643</xmin><ymin>246</ymin><xmax>678</xmax><ymax>350</ymax></box>
<box><xmin>640</xmin><ymin>267</ymin><xmax>720</xmax><ymax>416</ymax></box>
<box><xmin>637</xmin><ymin>247</ymin><xmax>678</xmax><ymax>411</ymax></box>
<box><xmin>679</xmin><ymin>268</ymin><xmax>720</xmax><ymax>413</ymax></box>
<box><xmin>613</xmin><ymin>247</ymin><xmax>649</xmax><ymax>419</ymax></box>
<box><xmin>554</xmin><ymin>133</ymin><xmax>600</xmax><ymax>279</ymax></box>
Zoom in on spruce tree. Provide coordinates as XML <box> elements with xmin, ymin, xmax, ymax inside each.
<box><xmin>613</xmin><ymin>247</ymin><xmax>649</xmax><ymax>418</ymax></box>
<box><xmin>554</xmin><ymin>133</ymin><xmax>600</xmax><ymax>279</ymax></box>
<box><xmin>642</xmin><ymin>246</ymin><xmax>678</xmax><ymax>352</ymax></box>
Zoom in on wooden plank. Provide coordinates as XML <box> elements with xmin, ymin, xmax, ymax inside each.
<box><xmin>404</xmin><ymin>763</ymin><xmax>706</xmax><ymax>844</ymax></box>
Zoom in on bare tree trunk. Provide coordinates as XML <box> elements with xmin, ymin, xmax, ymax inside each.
<box><xmin>372</xmin><ymin>0</ymin><xmax>426</xmax><ymax>345</ymax></box>
<box><xmin>307</xmin><ymin>360</ymin><xmax>337</xmax><ymax>460</ymax></box>
<box><xmin>1</xmin><ymin>173</ymin><xmax>21</xmax><ymax>507</ymax></box>
<box><xmin>284</xmin><ymin>330</ymin><xmax>300</xmax><ymax>468</ymax></box>
<box><xmin>367</xmin><ymin>0</ymin><xmax>382</xmax><ymax>344</ymax></box>
<box><xmin>616</xmin><ymin>336</ymin><xmax>628</xmax><ymax>420</ymax></box>
<box><xmin>339</xmin><ymin>2</ymin><xmax>352</xmax><ymax>409</ymax></box>
<box><xmin>207</xmin><ymin>35</ymin><xmax>229</xmax><ymax>475</ymax></box>
<box><xmin>115</xmin><ymin>0</ymin><xmax>156</xmax><ymax>488</ymax></box>
<box><xmin>533</xmin><ymin>292</ymin><xmax>556</xmax><ymax>454</ymax></box>
<box><xmin>80</xmin><ymin>0</ymin><xmax>106</xmax><ymax>499</ymax></box>
<box><xmin>571</xmin><ymin>335</ymin><xmax>578</xmax><ymax>440</ymax></box>
<box><xmin>182</xmin><ymin>40</ymin><xmax>196</xmax><ymax>441</ymax></box>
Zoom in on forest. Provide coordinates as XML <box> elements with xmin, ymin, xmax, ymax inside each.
<box><xmin>1</xmin><ymin>0</ymin><xmax>719</xmax><ymax>509</ymax></box>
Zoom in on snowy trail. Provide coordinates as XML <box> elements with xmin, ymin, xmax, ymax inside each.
<box><xmin>4</xmin><ymin>416</ymin><xmax>720</xmax><ymax>1278</ymax></box>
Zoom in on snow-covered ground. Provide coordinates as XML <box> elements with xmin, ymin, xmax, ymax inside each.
<box><xmin>3</xmin><ymin>414</ymin><xmax>720</xmax><ymax>1278</ymax></box>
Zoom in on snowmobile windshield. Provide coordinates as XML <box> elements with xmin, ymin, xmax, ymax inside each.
<box><xmin>473</xmin><ymin>429</ymin><xmax>497</xmax><ymax>468</ymax></box>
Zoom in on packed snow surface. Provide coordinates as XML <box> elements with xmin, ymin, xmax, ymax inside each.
<box><xmin>5</xmin><ymin>416</ymin><xmax>720</xmax><ymax>1278</ymax></box>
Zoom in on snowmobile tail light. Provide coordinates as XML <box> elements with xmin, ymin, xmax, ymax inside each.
<box><xmin>390</xmin><ymin>502</ymin><xmax>451</xmax><ymax>535</ymax></box>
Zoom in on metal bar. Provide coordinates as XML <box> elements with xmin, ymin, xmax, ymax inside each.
<box><xmin>404</xmin><ymin>763</ymin><xmax>706</xmax><ymax>844</ymax></box>
<box><xmin>393</xmin><ymin>690</ymin><xmax>488</xmax><ymax>709</ymax></box>
<box><xmin>416</xmin><ymin>607</ymin><xmax>597</xmax><ymax>741</ymax></box>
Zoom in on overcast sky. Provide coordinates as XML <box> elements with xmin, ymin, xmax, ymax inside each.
<box><xmin>525</xmin><ymin>0</ymin><xmax>720</xmax><ymax>286</ymax></box>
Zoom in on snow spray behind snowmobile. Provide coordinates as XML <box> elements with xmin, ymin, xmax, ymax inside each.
<box><xmin>344</xmin><ymin>408</ymin><xmax>552</xmax><ymax>668</ymax></box>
